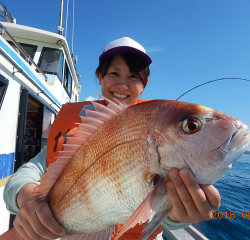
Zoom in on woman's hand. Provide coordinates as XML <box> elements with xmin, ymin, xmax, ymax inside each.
<box><xmin>14</xmin><ymin>183</ymin><xmax>65</xmax><ymax>240</ymax></box>
<box><xmin>166</xmin><ymin>168</ymin><xmax>221</xmax><ymax>223</ymax></box>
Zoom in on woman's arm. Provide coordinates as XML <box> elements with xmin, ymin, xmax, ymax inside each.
<box><xmin>3</xmin><ymin>146</ymin><xmax>47</xmax><ymax>214</ymax></box>
<box><xmin>4</xmin><ymin>146</ymin><xmax>65</xmax><ymax>239</ymax></box>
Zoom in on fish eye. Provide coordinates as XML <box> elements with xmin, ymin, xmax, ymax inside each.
<box><xmin>182</xmin><ymin>117</ymin><xmax>202</xmax><ymax>134</ymax></box>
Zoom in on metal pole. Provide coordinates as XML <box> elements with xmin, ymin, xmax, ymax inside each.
<box><xmin>0</xmin><ymin>23</ymin><xmax>5</xmax><ymax>37</ymax></box>
<box><xmin>0</xmin><ymin>5</ymin><xmax>12</xmax><ymax>23</ymax></box>
<box><xmin>58</xmin><ymin>0</ymin><xmax>64</xmax><ymax>35</ymax></box>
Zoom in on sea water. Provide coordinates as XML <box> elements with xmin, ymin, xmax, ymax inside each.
<box><xmin>193</xmin><ymin>154</ymin><xmax>250</xmax><ymax>240</ymax></box>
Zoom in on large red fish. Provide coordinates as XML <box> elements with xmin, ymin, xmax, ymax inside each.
<box><xmin>1</xmin><ymin>98</ymin><xmax>250</xmax><ymax>240</ymax></box>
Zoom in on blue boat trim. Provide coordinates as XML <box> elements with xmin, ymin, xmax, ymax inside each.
<box><xmin>162</xmin><ymin>234</ymin><xmax>168</xmax><ymax>240</ymax></box>
<box><xmin>0</xmin><ymin>37</ymin><xmax>62</xmax><ymax>108</ymax></box>
<box><xmin>0</xmin><ymin>152</ymin><xmax>14</xmax><ymax>179</ymax></box>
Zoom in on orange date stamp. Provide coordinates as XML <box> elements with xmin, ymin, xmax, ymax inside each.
<box><xmin>212</xmin><ymin>211</ymin><xmax>250</xmax><ymax>219</ymax></box>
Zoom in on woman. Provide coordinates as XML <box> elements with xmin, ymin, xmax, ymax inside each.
<box><xmin>4</xmin><ymin>37</ymin><xmax>220</xmax><ymax>240</ymax></box>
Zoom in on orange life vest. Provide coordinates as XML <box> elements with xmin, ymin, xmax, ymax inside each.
<box><xmin>46</xmin><ymin>100</ymin><xmax>162</xmax><ymax>240</ymax></box>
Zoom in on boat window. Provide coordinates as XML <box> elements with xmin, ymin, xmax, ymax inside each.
<box><xmin>41</xmin><ymin>107</ymin><xmax>55</xmax><ymax>149</ymax></box>
<box><xmin>38</xmin><ymin>47</ymin><xmax>64</xmax><ymax>79</ymax></box>
<box><xmin>0</xmin><ymin>74</ymin><xmax>9</xmax><ymax>110</ymax></box>
<box><xmin>7</xmin><ymin>41</ymin><xmax>37</xmax><ymax>63</ymax></box>
<box><xmin>64</xmin><ymin>61</ymin><xmax>72</xmax><ymax>96</ymax></box>
<box><xmin>57</xmin><ymin>52</ymin><xmax>64</xmax><ymax>82</ymax></box>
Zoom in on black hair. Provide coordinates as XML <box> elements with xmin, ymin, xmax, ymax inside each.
<box><xmin>95</xmin><ymin>53</ymin><xmax>150</xmax><ymax>87</ymax></box>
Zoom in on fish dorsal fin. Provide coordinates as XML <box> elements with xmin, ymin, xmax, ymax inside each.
<box><xmin>96</xmin><ymin>93</ymin><xmax>127</xmax><ymax>112</ymax></box>
<box><xmin>27</xmin><ymin>95</ymin><xmax>127</xmax><ymax>211</ymax></box>
<box><xmin>114</xmin><ymin>178</ymin><xmax>165</xmax><ymax>240</ymax></box>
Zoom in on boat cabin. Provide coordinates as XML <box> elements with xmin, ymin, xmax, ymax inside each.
<box><xmin>0</xmin><ymin>21</ymin><xmax>81</xmax><ymax>234</ymax></box>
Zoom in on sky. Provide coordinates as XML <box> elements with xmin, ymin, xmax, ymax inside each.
<box><xmin>2</xmin><ymin>0</ymin><xmax>250</xmax><ymax>149</ymax></box>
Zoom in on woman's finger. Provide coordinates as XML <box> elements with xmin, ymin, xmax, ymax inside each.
<box><xmin>15</xmin><ymin>201</ymin><xmax>64</xmax><ymax>240</ymax></box>
<box><xmin>200</xmin><ymin>184</ymin><xmax>221</xmax><ymax>210</ymax></box>
<box><xmin>166</xmin><ymin>181</ymin><xmax>186</xmax><ymax>222</ymax></box>
<box><xmin>14</xmin><ymin>217</ymin><xmax>45</xmax><ymax>240</ymax></box>
<box><xmin>179</xmin><ymin>169</ymin><xmax>211</xmax><ymax>215</ymax></box>
<box><xmin>36</xmin><ymin>202</ymin><xmax>66</xmax><ymax>237</ymax></box>
<box><xmin>14</xmin><ymin>221</ymin><xmax>33</xmax><ymax>240</ymax></box>
<box><xmin>168</xmin><ymin>169</ymin><xmax>198</xmax><ymax>215</ymax></box>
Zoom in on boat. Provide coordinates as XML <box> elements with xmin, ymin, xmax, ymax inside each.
<box><xmin>0</xmin><ymin>1</ymin><xmax>81</xmax><ymax>234</ymax></box>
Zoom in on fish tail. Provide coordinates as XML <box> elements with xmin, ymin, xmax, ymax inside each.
<box><xmin>0</xmin><ymin>228</ymin><xmax>23</xmax><ymax>240</ymax></box>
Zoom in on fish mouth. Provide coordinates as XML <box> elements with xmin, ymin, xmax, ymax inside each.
<box><xmin>219</xmin><ymin>123</ymin><xmax>250</xmax><ymax>156</ymax></box>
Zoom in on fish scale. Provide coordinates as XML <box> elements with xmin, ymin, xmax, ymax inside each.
<box><xmin>52</xmin><ymin>139</ymin><xmax>153</xmax><ymax>233</ymax></box>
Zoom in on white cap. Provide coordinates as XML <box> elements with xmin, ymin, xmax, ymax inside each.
<box><xmin>99</xmin><ymin>37</ymin><xmax>152</xmax><ymax>65</ymax></box>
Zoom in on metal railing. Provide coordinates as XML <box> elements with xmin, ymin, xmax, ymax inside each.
<box><xmin>163</xmin><ymin>226</ymin><xmax>209</xmax><ymax>240</ymax></box>
<box><xmin>0</xmin><ymin>22</ymin><xmax>47</xmax><ymax>81</ymax></box>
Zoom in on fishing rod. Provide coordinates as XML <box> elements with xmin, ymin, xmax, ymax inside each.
<box><xmin>176</xmin><ymin>78</ymin><xmax>250</xmax><ymax>101</ymax></box>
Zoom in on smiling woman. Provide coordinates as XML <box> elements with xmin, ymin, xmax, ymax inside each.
<box><xmin>96</xmin><ymin>54</ymin><xmax>148</xmax><ymax>106</ymax></box>
<box><xmin>95</xmin><ymin>37</ymin><xmax>150</xmax><ymax>107</ymax></box>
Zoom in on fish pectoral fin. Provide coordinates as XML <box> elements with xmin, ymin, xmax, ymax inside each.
<box><xmin>61</xmin><ymin>227</ymin><xmax>115</xmax><ymax>240</ymax></box>
<box><xmin>141</xmin><ymin>210</ymin><xmax>170</xmax><ymax>240</ymax></box>
<box><xmin>114</xmin><ymin>178</ymin><xmax>166</xmax><ymax>240</ymax></box>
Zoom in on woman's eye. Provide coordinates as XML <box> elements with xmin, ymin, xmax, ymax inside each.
<box><xmin>110</xmin><ymin>72</ymin><xmax>119</xmax><ymax>76</ymax></box>
<box><xmin>182</xmin><ymin>117</ymin><xmax>203</xmax><ymax>134</ymax></box>
<box><xmin>130</xmin><ymin>74</ymin><xmax>139</xmax><ymax>79</ymax></box>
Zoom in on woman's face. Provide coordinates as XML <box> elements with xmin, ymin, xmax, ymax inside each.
<box><xmin>98</xmin><ymin>54</ymin><xmax>144</xmax><ymax>107</ymax></box>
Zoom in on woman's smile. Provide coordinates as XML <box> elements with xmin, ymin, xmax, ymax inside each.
<box><xmin>112</xmin><ymin>92</ymin><xmax>129</xmax><ymax>99</ymax></box>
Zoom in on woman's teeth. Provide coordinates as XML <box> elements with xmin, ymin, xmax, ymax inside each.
<box><xmin>113</xmin><ymin>93</ymin><xmax>128</xmax><ymax>99</ymax></box>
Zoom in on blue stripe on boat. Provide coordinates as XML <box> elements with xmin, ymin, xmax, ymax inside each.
<box><xmin>0</xmin><ymin>153</ymin><xmax>14</xmax><ymax>179</ymax></box>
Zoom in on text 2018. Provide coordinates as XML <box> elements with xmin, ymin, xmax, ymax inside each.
<box><xmin>212</xmin><ymin>211</ymin><xmax>250</xmax><ymax>219</ymax></box>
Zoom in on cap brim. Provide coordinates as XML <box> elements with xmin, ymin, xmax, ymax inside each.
<box><xmin>99</xmin><ymin>46</ymin><xmax>152</xmax><ymax>65</ymax></box>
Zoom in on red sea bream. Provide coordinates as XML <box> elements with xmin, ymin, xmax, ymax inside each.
<box><xmin>1</xmin><ymin>98</ymin><xmax>250</xmax><ymax>240</ymax></box>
